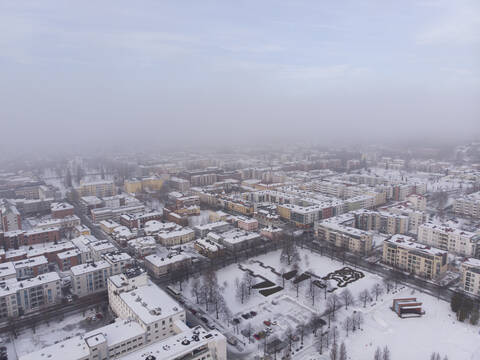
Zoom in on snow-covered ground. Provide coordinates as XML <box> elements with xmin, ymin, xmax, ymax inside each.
<box><xmin>12</xmin><ymin>308</ymin><xmax>109</xmax><ymax>359</ymax></box>
<box><xmin>181</xmin><ymin>248</ymin><xmax>480</xmax><ymax>360</ymax></box>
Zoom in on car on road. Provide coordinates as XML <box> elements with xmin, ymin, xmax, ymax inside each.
<box><xmin>207</xmin><ymin>323</ymin><xmax>216</xmax><ymax>330</ymax></box>
<box><xmin>200</xmin><ymin>316</ymin><xmax>209</xmax><ymax>323</ymax></box>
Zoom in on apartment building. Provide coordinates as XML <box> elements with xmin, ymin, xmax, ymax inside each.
<box><xmin>169</xmin><ymin>176</ymin><xmax>190</xmax><ymax>192</ymax></box>
<box><xmin>237</xmin><ymin>216</ymin><xmax>259</xmax><ymax>231</ymax></box>
<box><xmin>193</xmin><ymin>221</ymin><xmax>230</xmax><ymax>238</ymax></box>
<box><xmin>127</xmin><ymin>236</ymin><xmax>157</xmax><ymax>258</ymax></box>
<box><xmin>103</xmin><ymin>252</ymin><xmax>133</xmax><ymax>276</ymax></box>
<box><xmin>21</xmin><ymin>268</ymin><xmax>226</xmax><ymax>360</ymax></box>
<box><xmin>215</xmin><ymin>229</ymin><xmax>262</xmax><ymax>252</ymax></box>
<box><xmin>144</xmin><ymin>253</ymin><xmax>192</xmax><ymax>278</ymax></box>
<box><xmin>124</xmin><ymin>176</ymin><xmax>166</xmax><ymax>193</ymax></box>
<box><xmin>0</xmin><ymin>203</ymin><xmax>21</xmax><ymax>232</ymax></box>
<box><xmin>0</xmin><ymin>272</ymin><xmax>61</xmax><ymax>319</ymax></box>
<box><xmin>315</xmin><ymin>216</ymin><xmax>373</xmax><ymax>255</ymax></box>
<box><xmin>75</xmin><ymin>180</ymin><xmax>116</xmax><ymax>198</ymax></box>
<box><xmin>119</xmin><ymin>211</ymin><xmax>162</xmax><ymax>229</ymax></box>
<box><xmin>56</xmin><ymin>248</ymin><xmax>83</xmax><ymax>271</ymax></box>
<box><xmin>50</xmin><ymin>202</ymin><xmax>74</xmax><ymax>219</ymax></box>
<box><xmin>157</xmin><ymin>227</ymin><xmax>195</xmax><ymax>246</ymax></box>
<box><xmin>194</xmin><ymin>237</ymin><xmax>225</xmax><ymax>258</ymax></box>
<box><xmin>2</xmin><ymin>227</ymin><xmax>60</xmax><ymax>249</ymax></box>
<box><xmin>417</xmin><ymin>222</ymin><xmax>480</xmax><ymax>257</ymax></box>
<box><xmin>461</xmin><ymin>258</ymin><xmax>480</xmax><ymax>296</ymax></box>
<box><xmin>383</xmin><ymin>235</ymin><xmax>448</xmax><ymax>280</ymax></box>
<box><xmin>354</xmin><ymin>209</ymin><xmax>409</xmax><ymax>235</ymax></box>
<box><xmin>35</xmin><ymin>214</ymin><xmax>81</xmax><ymax>232</ymax></box>
<box><xmin>70</xmin><ymin>261</ymin><xmax>111</xmax><ymax>297</ymax></box>
<box><xmin>454</xmin><ymin>191</ymin><xmax>480</xmax><ymax>219</ymax></box>
<box><xmin>407</xmin><ymin>194</ymin><xmax>427</xmax><ymax>211</ymax></box>
<box><xmin>13</xmin><ymin>255</ymin><xmax>48</xmax><ymax>279</ymax></box>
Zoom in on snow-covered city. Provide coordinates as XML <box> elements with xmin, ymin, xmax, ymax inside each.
<box><xmin>1</xmin><ymin>1</ymin><xmax>479</xmax><ymax>359</ymax></box>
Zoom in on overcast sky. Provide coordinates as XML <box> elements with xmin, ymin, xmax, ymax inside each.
<box><xmin>1</xmin><ymin>0</ymin><xmax>479</xmax><ymax>150</ymax></box>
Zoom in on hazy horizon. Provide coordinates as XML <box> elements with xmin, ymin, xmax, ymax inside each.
<box><xmin>1</xmin><ymin>0</ymin><xmax>479</xmax><ymax>150</ymax></box>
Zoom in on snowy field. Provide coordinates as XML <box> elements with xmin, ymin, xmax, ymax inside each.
<box><xmin>181</xmin><ymin>248</ymin><xmax>480</xmax><ymax>360</ymax></box>
<box><xmin>11</xmin><ymin>308</ymin><xmax>109</xmax><ymax>359</ymax></box>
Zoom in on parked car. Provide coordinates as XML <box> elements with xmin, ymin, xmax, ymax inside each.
<box><xmin>263</xmin><ymin>320</ymin><xmax>271</xmax><ymax>326</ymax></box>
<box><xmin>249</xmin><ymin>311</ymin><xmax>257</xmax><ymax>317</ymax></box>
<box><xmin>200</xmin><ymin>316</ymin><xmax>209</xmax><ymax>323</ymax></box>
<box><xmin>207</xmin><ymin>323</ymin><xmax>215</xmax><ymax>330</ymax></box>
<box><xmin>232</xmin><ymin>318</ymin><xmax>241</xmax><ymax>325</ymax></box>
<box><xmin>96</xmin><ymin>313</ymin><xmax>103</xmax><ymax>319</ymax></box>
<box><xmin>253</xmin><ymin>333</ymin><xmax>261</xmax><ymax>340</ymax></box>
<box><xmin>241</xmin><ymin>313</ymin><xmax>251</xmax><ymax>320</ymax></box>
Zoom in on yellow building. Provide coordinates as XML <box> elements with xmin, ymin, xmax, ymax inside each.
<box><xmin>124</xmin><ymin>176</ymin><xmax>166</xmax><ymax>194</ymax></box>
<box><xmin>124</xmin><ymin>179</ymin><xmax>143</xmax><ymax>194</ymax></box>
<box><xmin>276</xmin><ymin>204</ymin><xmax>292</xmax><ymax>221</ymax></box>
<box><xmin>383</xmin><ymin>234</ymin><xmax>447</xmax><ymax>280</ymax></box>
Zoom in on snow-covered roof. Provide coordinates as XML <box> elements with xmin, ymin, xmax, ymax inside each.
<box><xmin>70</xmin><ymin>261</ymin><xmax>110</xmax><ymax>276</ymax></box>
<box><xmin>119</xmin><ymin>282</ymin><xmax>184</xmax><ymax>325</ymax></box>
<box><xmin>386</xmin><ymin>234</ymin><xmax>447</xmax><ymax>256</ymax></box>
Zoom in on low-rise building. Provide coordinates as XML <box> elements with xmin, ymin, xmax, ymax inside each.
<box><xmin>50</xmin><ymin>202</ymin><xmax>74</xmax><ymax>219</ymax></box>
<box><xmin>127</xmin><ymin>236</ymin><xmax>157</xmax><ymax>258</ymax></box>
<box><xmin>193</xmin><ymin>221</ymin><xmax>230</xmax><ymax>238</ymax></box>
<box><xmin>144</xmin><ymin>253</ymin><xmax>192</xmax><ymax>278</ymax></box>
<box><xmin>383</xmin><ymin>234</ymin><xmax>448</xmax><ymax>280</ymax></box>
<box><xmin>237</xmin><ymin>216</ymin><xmax>259</xmax><ymax>231</ymax></box>
<box><xmin>194</xmin><ymin>237</ymin><xmax>225</xmax><ymax>258</ymax></box>
<box><xmin>157</xmin><ymin>227</ymin><xmax>195</xmax><ymax>246</ymax></box>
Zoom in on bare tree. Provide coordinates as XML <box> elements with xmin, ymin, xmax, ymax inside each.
<box><xmin>339</xmin><ymin>342</ymin><xmax>347</xmax><ymax>360</ymax></box>
<box><xmin>243</xmin><ymin>271</ymin><xmax>255</xmax><ymax>296</ymax></box>
<box><xmin>352</xmin><ymin>312</ymin><xmax>364</xmax><ymax>331</ymax></box>
<box><xmin>297</xmin><ymin>322</ymin><xmax>306</xmax><ymax>345</ymax></box>
<box><xmin>343</xmin><ymin>316</ymin><xmax>353</xmax><ymax>337</ymax></box>
<box><xmin>280</xmin><ymin>235</ymin><xmax>300</xmax><ymax>265</ymax></box>
<box><xmin>359</xmin><ymin>289</ymin><xmax>370</xmax><ymax>308</ymax></box>
<box><xmin>310</xmin><ymin>315</ymin><xmax>324</xmax><ymax>337</ymax></box>
<box><xmin>371</xmin><ymin>283</ymin><xmax>384</xmax><ymax>302</ymax></box>
<box><xmin>307</xmin><ymin>279</ymin><xmax>319</xmax><ymax>306</ymax></box>
<box><xmin>383</xmin><ymin>277</ymin><xmax>394</xmax><ymax>294</ymax></box>
<box><xmin>341</xmin><ymin>289</ymin><xmax>354</xmax><ymax>310</ymax></box>
<box><xmin>330</xmin><ymin>342</ymin><xmax>338</xmax><ymax>360</ymax></box>
<box><xmin>382</xmin><ymin>345</ymin><xmax>391</xmax><ymax>360</ymax></box>
<box><xmin>331</xmin><ymin>325</ymin><xmax>339</xmax><ymax>347</ymax></box>
<box><xmin>191</xmin><ymin>280</ymin><xmax>200</xmax><ymax>304</ymax></box>
<box><xmin>317</xmin><ymin>329</ymin><xmax>325</xmax><ymax>355</ymax></box>
<box><xmin>374</xmin><ymin>347</ymin><xmax>382</xmax><ymax>360</ymax></box>
<box><xmin>327</xmin><ymin>294</ymin><xmax>340</xmax><ymax>319</ymax></box>
<box><xmin>235</xmin><ymin>280</ymin><xmax>248</xmax><ymax>304</ymax></box>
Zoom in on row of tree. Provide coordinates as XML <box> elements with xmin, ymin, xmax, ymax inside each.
<box><xmin>450</xmin><ymin>292</ymin><xmax>479</xmax><ymax>324</ymax></box>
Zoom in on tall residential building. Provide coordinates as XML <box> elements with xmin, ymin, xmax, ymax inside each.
<box><xmin>383</xmin><ymin>234</ymin><xmax>448</xmax><ymax>280</ymax></box>
<box><xmin>454</xmin><ymin>192</ymin><xmax>480</xmax><ymax>219</ymax></box>
<box><xmin>461</xmin><ymin>258</ymin><xmax>480</xmax><ymax>296</ymax></box>
<box><xmin>75</xmin><ymin>180</ymin><xmax>116</xmax><ymax>198</ymax></box>
<box><xmin>417</xmin><ymin>222</ymin><xmax>480</xmax><ymax>257</ymax></box>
